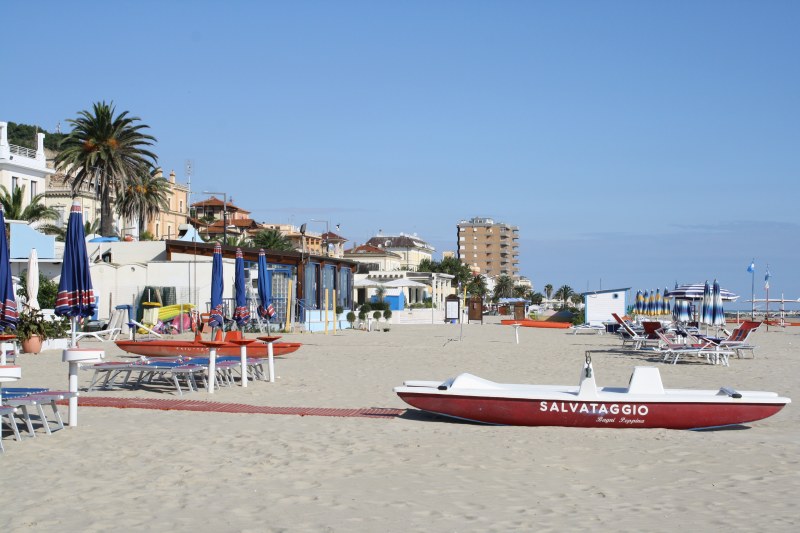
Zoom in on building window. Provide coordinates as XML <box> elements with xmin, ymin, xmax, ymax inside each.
<box><xmin>11</xmin><ymin>176</ymin><xmax>19</xmax><ymax>191</ymax></box>
<box><xmin>84</xmin><ymin>208</ymin><xmax>90</xmax><ymax>223</ymax></box>
<box><xmin>30</xmin><ymin>180</ymin><xmax>37</xmax><ymax>200</ymax></box>
<box><xmin>179</xmin><ymin>200</ymin><xmax>183</xmax><ymax>213</ymax></box>
<box><xmin>156</xmin><ymin>223</ymin><xmax>160</xmax><ymax>237</ymax></box>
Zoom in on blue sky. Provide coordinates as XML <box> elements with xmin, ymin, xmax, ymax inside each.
<box><xmin>2</xmin><ymin>1</ymin><xmax>798</xmax><ymax>307</ymax></box>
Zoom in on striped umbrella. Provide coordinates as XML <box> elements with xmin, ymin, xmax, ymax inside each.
<box><xmin>653</xmin><ymin>289</ymin><xmax>663</xmax><ymax>317</ymax></box>
<box><xmin>233</xmin><ymin>248</ymin><xmax>250</xmax><ymax>328</ymax></box>
<box><xmin>666</xmin><ymin>283</ymin><xmax>739</xmax><ymax>301</ymax></box>
<box><xmin>710</xmin><ymin>279</ymin><xmax>726</xmax><ymax>327</ymax></box>
<box><xmin>208</xmin><ymin>242</ymin><xmax>225</xmax><ymax>329</ymax></box>
<box><xmin>700</xmin><ymin>281</ymin><xmax>713</xmax><ymax>325</ymax></box>
<box><xmin>662</xmin><ymin>288</ymin><xmax>671</xmax><ymax>316</ymax></box>
<box><xmin>634</xmin><ymin>290</ymin><xmax>644</xmax><ymax>315</ymax></box>
<box><xmin>648</xmin><ymin>290</ymin><xmax>656</xmax><ymax>316</ymax></box>
<box><xmin>257</xmin><ymin>249</ymin><xmax>275</xmax><ymax>323</ymax></box>
<box><xmin>0</xmin><ymin>208</ymin><xmax>18</xmax><ymax>333</ymax></box>
<box><xmin>640</xmin><ymin>290</ymin><xmax>649</xmax><ymax>316</ymax></box>
<box><xmin>55</xmin><ymin>201</ymin><xmax>96</xmax><ymax>345</ymax></box>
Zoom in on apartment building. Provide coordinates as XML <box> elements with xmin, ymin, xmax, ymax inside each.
<box><xmin>457</xmin><ymin>217</ymin><xmax>520</xmax><ymax>279</ymax></box>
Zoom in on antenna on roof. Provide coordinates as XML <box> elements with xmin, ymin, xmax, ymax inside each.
<box><xmin>185</xmin><ymin>159</ymin><xmax>193</xmax><ymax>212</ymax></box>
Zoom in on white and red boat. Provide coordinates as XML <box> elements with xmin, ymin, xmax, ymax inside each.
<box><xmin>115</xmin><ymin>338</ymin><xmax>301</xmax><ymax>359</ymax></box>
<box><xmin>394</xmin><ymin>355</ymin><xmax>790</xmax><ymax>429</ymax></box>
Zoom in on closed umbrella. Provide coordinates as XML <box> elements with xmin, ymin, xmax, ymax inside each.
<box><xmin>700</xmin><ymin>281</ymin><xmax>713</xmax><ymax>326</ymax></box>
<box><xmin>641</xmin><ymin>290</ymin><xmax>650</xmax><ymax>317</ymax></box>
<box><xmin>55</xmin><ymin>202</ymin><xmax>96</xmax><ymax>344</ymax></box>
<box><xmin>257</xmin><ymin>249</ymin><xmax>275</xmax><ymax>327</ymax></box>
<box><xmin>662</xmin><ymin>288</ymin><xmax>671</xmax><ymax>316</ymax></box>
<box><xmin>647</xmin><ymin>290</ymin><xmax>656</xmax><ymax>316</ymax></box>
<box><xmin>653</xmin><ymin>289</ymin><xmax>663</xmax><ymax>317</ymax></box>
<box><xmin>710</xmin><ymin>279</ymin><xmax>726</xmax><ymax>327</ymax></box>
<box><xmin>233</xmin><ymin>248</ymin><xmax>250</xmax><ymax>329</ymax></box>
<box><xmin>0</xmin><ymin>208</ymin><xmax>18</xmax><ymax>334</ymax></box>
<box><xmin>55</xmin><ymin>201</ymin><xmax>97</xmax><ymax>427</ymax></box>
<box><xmin>208</xmin><ymin>243</ymin><xmax>225</xmax><ymax>330</ymax></box>
<box><xmin>26</xmin><ymin>248</ymin><xmax>40</xmax><ymax>311</ymax></box>
<box><xmin>634</xmin><ymin>290</ymin><xmax>644</xmax><ymax>315</ymax></box>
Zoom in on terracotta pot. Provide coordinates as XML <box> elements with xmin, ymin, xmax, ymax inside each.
<box><xmin>21</xmin><ymin>334</ymin><xmax>44</xmax><ymax>354</ymax></box>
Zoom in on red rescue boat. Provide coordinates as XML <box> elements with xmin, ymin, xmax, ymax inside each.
<box><xmin>394</xmin><ymin>353</ymin><xmax>790</xmax><ymax>430</ymax></box>
<box><xmin>115</xmin><ymin>336</ymin><xmax>301</xmax><ymax>359</ymax></box>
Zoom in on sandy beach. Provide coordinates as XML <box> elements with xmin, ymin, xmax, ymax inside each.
<box><xmin>3</xmin><ymin>319</ymin><xmax>798</xmax><ymax>532</ymax></box>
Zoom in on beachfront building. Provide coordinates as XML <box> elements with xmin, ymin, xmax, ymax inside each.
<box><xmin>191</xmin><ymin>195</ymin><xmax>260</xmax><ymax>241</ymax></box>
<box><xmin>143</xmin><ymin>169</ymin><xmax>190</xmax><ymax>240</ymax></box>
<box><xmin>364</xmin><ymin>232</ymin><xmax>434</xmax><ymax>271</ymax></box>
<box><xmin>456</xmin><ymin>217</ymin><xmax>520</xmax><ymax>279</ymax></box>
<box><xmin>0</xmin><ymin>121</ymin><xmax>53</xmax><ymax>211</ymax></box>
<box><xmin>581</xmin><ymin>288</ymin><xmax>629</xmax><ymax>327</ymax></box>
<box><xmin>344</xmin><ymin>244</ymin><xmax>403</xmax><ymax>273</ymax></box>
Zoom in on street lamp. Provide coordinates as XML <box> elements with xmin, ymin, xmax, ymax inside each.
<box><xmin>202</xmin><ymin>191</ymin><xmax>228</xmax><ymax>243</ymax></box>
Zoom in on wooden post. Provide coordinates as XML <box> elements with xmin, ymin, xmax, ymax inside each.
<box><xmin>324</xmin><ymin>289</ymin><xmax>329</xmax><ymax>335</ymax></box>
<box><xmin>333</xmin><ymin>290</ymin><xmax>337</xmax><ymax>335</ymax></box>
<box><xmin>286</xmin><ymin>280</ymin><xmax>293</xmax><ymax>333</ymax></box>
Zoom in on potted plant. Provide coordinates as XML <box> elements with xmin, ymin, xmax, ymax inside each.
<box><xmin>16</xmin><ymin>309</ymin><xmax>48</xmax><ymax>354</ymax></box>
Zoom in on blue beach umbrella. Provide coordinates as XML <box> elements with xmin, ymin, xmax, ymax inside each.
<box><xmin>209</xmin><ymin>242</ymin><xmax>225</xmax><ymax>329</ymax></box>
<box><xmin>233</xmin><ymin>248</ymin><xmax>250</xmax><ymax>328</ymax></box>
<box><xmin>666</xmin><ymin>283</ymin><xmax>739</xmax><ymax>302</ymax></box>
<box><xmin>653</xmin><ymin>289</ymin><xmax>663</xmax><ymax>317</ymax></box>
<box><xmin>710</xmin><ymin>279</ymin><xmax>726</xmax><ymax>327</ymax></box>
<box><xmin>256</xmin><ymin>249</ymin><xmax>275</xmax><ymax>323</ymax></box>
<box><xmin>700</xmin><ymin>280</ymin><xmax>713</xmax><ymax>325</ymax></box>
<box><xmin>55</xmin><ymin>202</ymin><xmax>96</xmax><ymax>344</ymax></box>
<box><xmin>0</xmin><ymin>208</ymin><xmax>18</xmax><ymax>332</ymax></box>
<box><xmin>662</xmin><ymin>288</ymin><xmax>671</xmax><ymax>316</ymax></box>
<box><xmin>641</xmin><ymin>290</ymin><xmax>650</xmax><ymax>316</ymax></box>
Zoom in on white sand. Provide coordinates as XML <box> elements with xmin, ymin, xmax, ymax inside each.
<box><xmin>3</xmin><ymin>320</ymin><xmax>798</xmax><ymax>532</ymax></box>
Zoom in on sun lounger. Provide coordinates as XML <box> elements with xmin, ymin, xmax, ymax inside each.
<box><xmin>569</xmin><ymin>323</ymin><xmax>605</xmax><ymax>335</ymax></box>
<box><xmin>654</xmin><ymin>330</ymin><xmax>733</xmax><ymax>366</ymax></box>
<box><xmin>76</xmin><ymin>309</ymin><xmax>125</xmax><ymax>342</ymax></box>
<box><xmin>1</xmin><ymin>388</ymin><xmax>76</xmax><ymax>436</ymax></box>
<box><xmin>1</xmin><ymin>405</ymin><xmax>20</xmax><ymax>452</ymax></box>
<box><xmin>699</xmin><ymin>321</ymin><xmax>761</xmax><ymax>359</ymax></box>
<box><xmin>612</xmin><ymin>313</ymin><xmax>658</xmax><ymax>350</ymax></box>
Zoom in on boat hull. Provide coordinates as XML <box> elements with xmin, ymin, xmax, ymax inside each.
<box><xmin>396</xmin><ymin>393</ymin><xmax>787</xmax><ymax>429</ymax></box>
<box><xmin>115</xmin><ymin>340</ymin><xmax>301</xmax><ymax>358</ymax></box>
<box><xmin>500</xmin><ymin>319</ymin><xmax>572</xmax><ymax>329</ymax></box>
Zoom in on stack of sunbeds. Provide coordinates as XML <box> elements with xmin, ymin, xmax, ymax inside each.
<box><xmin>85</xmin><ymin>355</ymin><xmax>268</xmax><ymax>395</ymax></box>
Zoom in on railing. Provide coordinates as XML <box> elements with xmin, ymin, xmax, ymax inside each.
<box><xmin>9</xmin><ymin>144</ymin><xmax>37</xmax><ymax>159</ymax></box>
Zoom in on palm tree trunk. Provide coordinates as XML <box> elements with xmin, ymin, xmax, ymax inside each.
<box><xmin>100</xmin><ymin>181</ymin><xmax>115</xmax><ymax>237</ymax></box>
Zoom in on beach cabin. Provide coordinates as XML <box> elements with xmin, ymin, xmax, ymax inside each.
<box><xmin>581</xmin><ymin>288</ymin><xmax>629</xmax><ymax>327</ymax></box>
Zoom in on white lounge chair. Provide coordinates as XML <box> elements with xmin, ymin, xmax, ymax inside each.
<box><xmin>76</xmin><ymin>309</ymin><xmax>124</xmax><ymax>342</ymax></box>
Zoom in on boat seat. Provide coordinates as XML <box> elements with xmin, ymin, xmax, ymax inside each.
<box><xmin>442</xmin><ymin>373</ymin><xmax>505</xmax><ymax>391</ymax></box>
<box><xmin>627</xmin><ymin>366</ymin><xmax>665</xmax><ymax>395</ymax></box>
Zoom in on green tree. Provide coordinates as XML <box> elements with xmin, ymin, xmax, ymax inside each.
<box><xmin>513</xmin><ymin>285</ymin><xmax>532</xmax><ymax>300</ymax></box>
<box><xmin>438</xmin><ymin>256</ymin><xmax>472</xmax><ymax>287</ymax></box>
<box><xmin>544</xmin><ymin>284</ymin><xmax>553</xmax><ymax>300</ymax></box>
<box><xmin>416</xmin><ymin>258</ymin><xmax>436</xmax><ymax>272</ymax></box>
<box><xmin>0</xmin><ymin>185</ymin><xmax>59</xmax><ymax>224</ymax></box>
<box><xmin>530</xmin><ymin>292</ymin><xmax>544</xmax><ymax>305</ymax></box>
<box><xmin>115</xmin><ymin>168</ymin><xmax>170</xmax><ymax>235</ymax></box>
<box><xmin>375</xmin><ymin>285</ymin><xmax>387</xmax><ymax>303</ymax></box>
<box><xmin>555</xmin><ymin>285</ymin><xmax>574</xmax><ymax>309</ymax></box>
<box><xmin>492</xmin><ymin>275</ymin><xmax>515</xmax><ymax>302</ymax></box>
<box><xmin>252</xmin><ymin>228</ymin><xmax>293</xmax><ymax>251</ymax></box>
<box><xmin>466</xmin><ymin>275</ymin><xmax>488</xmax><ymax>297</ymax></box>
<box><xmin>40</xmin><ymin>217</ymin><xmax>101</xmax><ymax>242</ymax></box>
<box><xmin>54</xmin><ymin>101</ymin><xmax>157</xmax><ymax>236</ymax></box>
<box><xmin>570</xmin><ymin>294</ymin><xmax>583</xmax><ymax>307</ymax></box>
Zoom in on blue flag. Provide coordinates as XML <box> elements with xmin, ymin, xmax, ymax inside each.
<box><xmin>765</xmin><ymin>267</ymin><xmax>771</xmax><ymax>289</ymax></box>
<box><xmin>747</xmin><ymin>260</ymin><xmax>755</xmax><ymax>273</ymax></box>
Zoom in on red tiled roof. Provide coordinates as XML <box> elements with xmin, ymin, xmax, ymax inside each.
<box><xmin>321</xmin><ymin>231</ymin><xmax>347</xmax><ymax>242</ymax></box>
<box><xmin>190</xmin><ymin>196</ymin><xmax>249</xmax><ymax>213</ymax></box>
<box><xmin>344</xmin><ymin>244</ymin><xmax>402</xmax><ymax>257</ymax></box>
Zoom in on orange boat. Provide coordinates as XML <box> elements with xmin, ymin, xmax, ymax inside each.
<box><xmin>115</xmin><ymin>334</ymin><xmax>302</xmax><ymax>359</ymax></box>
<box><xmin>500</xmin><ymin>319</ymin><xmax>572</xmax><ymax>329</ymax></box>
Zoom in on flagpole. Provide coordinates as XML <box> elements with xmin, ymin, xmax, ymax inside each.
<box><xmin>765</xmin><ymin>264</ymin><xmax>770</xmax><ymax>332</ymax></box>
<box><xmin>750</xmin><ymin>259</ymin><xmax>755</xmax><ymax>320</ymax></box>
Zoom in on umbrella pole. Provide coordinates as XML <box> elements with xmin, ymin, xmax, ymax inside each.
<box><xmin>71</xmin><ymin>316</ymin><xmax>78</xmax><ymax>348</ymax></box>
<box><xmin>240</xmin><ymin>343</ymin><xmax>248</xmax><ymax>387</ymax></box>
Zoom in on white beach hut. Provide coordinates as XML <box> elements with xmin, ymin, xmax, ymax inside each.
<box><xmin>582</xmin><ymin>288</ymin><xmax>629</xmax><ymax>327</ymax></box>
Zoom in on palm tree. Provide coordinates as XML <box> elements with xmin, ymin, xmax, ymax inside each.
<box><xmin>555</xmin><ymin>285</ymin><xmax>574</xmax><ymax>309</ymax></box>
<box><xmin>492</xmin><ymin>275</ymin><xmax>515</xmax><ymax>302</ymax></box>
<box><xmin>466</xmin><ymin>275</ymin><xmax>488</xmax><ymax>297</ymax></box>
<box><xmin>41</xmin><ymin>218</ymin><xmax>101</xmax><ymax>242</ymax></box>
<box><xmin>570</xmin><ymin>294</ymin><xmax>583</xmax><ymax>307</ymax></box>
<box><xmin>544</xmin><ymin>284</ymin><xmax>553</xmax><ymax>301</ymax></box>
<box><xmin>54</xmin><ymin>101</ymin><xmax>157</xmax><ymax>236</ymax></box>
<box><xmin>115</xmin><ymin>168</ymin><xmax>170</xmax><ymax>236</ymax></box>
<box><xmin>530</xmin><ymin>292</ymin><xmax>544</xmax><ymax>305</ymax></box>
<box><xmin>0</xmin><ymin>185</ymin><xmax>59</xmax><ymax>225</ymax></box>
<box><xmin>252</xmin><ymin>228</ymin><xmax>293</xmax><ymax>251</ymax></box>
